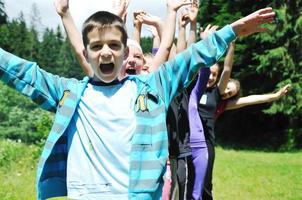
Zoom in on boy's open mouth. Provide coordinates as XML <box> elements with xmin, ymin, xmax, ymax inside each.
<box><xmin>125</xmin><ymin>68</ymin><xmax>136</xmax><ymax>75</ymax></box>
<box><xmin>100</xmin><ymin>63</ymin><xmax>114</xmax><ymax>74</ymax></box>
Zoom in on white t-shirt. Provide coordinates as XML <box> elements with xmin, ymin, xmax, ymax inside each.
<box><xmin>66</xmin><ymin>81</ymin><xmax>137</xmax><ymax>199</ymax></box>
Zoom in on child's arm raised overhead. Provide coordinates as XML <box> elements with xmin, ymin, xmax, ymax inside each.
<box><xmin>140</xmin><ymin>12</ymin><xmax>164</xmax><ymax>45</ymax></box>
<box><xmin>176</xmin><ymin>10</ymin><xmax>190</xmax><ymax>53</ymax></box>
<box><xmin>231</xmin><ymin>7</ymin><xmax>275</xmax><ymax>37</ymax></box>
<box><xmin>0</xmin><ymin>48</ymin><xmax>69</xmax><ymax>112</ymax></box>
<box><xmin>200</xmin><ymin>23</ymin><xmax>234</xmax><ymax>95</ymax></box>
<box><xmin>186</xmin><ymin>0</ymin><xmax>199</xmax><ymax>47</ymax></box>
<box><xmin>132</xmin><ymin>11</ymin><xmax>144</xmax><ymax>44</ymax></box>
<box><xmin>217</xmin><ymin>41</ymin><xmax>235</xmax><ymax>94</ymax></box>
<box><xmin>148</xmin><ymin>0</ymin><xmax>192</xmax><ymax>72</ymax></box>
<box><xmin>225</xmin><ymin>84</ymin><xmax>291</xmax><ymax>110</ymax></box>
<box><xmin>54</xmin><ymin>0</ymin><xmax>93</xmax><ymax>77</ymax></box>
<box><xmin>146</xmin><ymin>26</ymin><xmax>161</xmax><ymax>51</ymax></box>
<box><xmin>218</xmin><ymin>7</ymin><xmax>276</xmax><ymax>94</ymax></box>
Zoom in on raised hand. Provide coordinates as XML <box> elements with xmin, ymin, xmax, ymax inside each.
<box><xmin>231</xmin><ymin>7</ymin><xmax>275</xmax><ymax>37</ymax></box>
<box><xmin>199</xmin><ymin>24</ymin><xmax>219</xmax><ymax>40</ymax></box>
<box><xmin>133</xmin><ymin>10</ymin><xmax>145</xmax><ymax>27</ymax></box>
<box><xmin>188</xmin><ymin>0</ymin><xmax>199</xmax><ymax>22</ymax></box>
<box><xmin>179</xmin><ymin>10</ymin><xmax>190</xmax><ymax>28</ymax></box>
<box><xmin>112</xmin><ymin>0</ymin><xmax>130</xmax><ymax>22</ymax></box>
<box><xmin>277</xmin><ymin>84</ymin><xmax>291</xmax><ymax>98</ymax></box>
<box><xmin>54</xmin><ymin>0</ymin><xmax>93</xmax><ymax>76</ymax></box>
<box><xmin>146</xmin><ymin>26</ymin><xmax>159</xmax><ymax>38</ymax></box>
<box><xmin>54</xmin><ymin>0</ymin><xmax>69</xmax><ymax>17</ymax></box>
<box><xmin>140</xmin><ymin>12</ymin><xmax>162</xmax><ymax>26</ymax></box>
<box><xmin>166</xmin><ymin>0</ymin><xmax>192</xmax><ymax>12</ymax></box>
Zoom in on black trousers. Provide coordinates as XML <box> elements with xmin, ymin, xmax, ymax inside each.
<box><xmin>202</xmin><ymin>142</ymin><xmax>215</xmax><ymax>200</ymax></box>
<box><xmin>170</xmin><ymin>155</ymin><xmax>195</xmax><ymax>200</ymax></box>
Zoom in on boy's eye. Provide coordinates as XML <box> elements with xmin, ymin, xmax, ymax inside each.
<box><xmin>109</xmin><ymin>43</ymin><xmax>121</xmax><ymax>50</ymax></box>
<box><xmin>91</xmin><ymin>44</ymin><xmax>102</xmax><ymax>50</ymax></box>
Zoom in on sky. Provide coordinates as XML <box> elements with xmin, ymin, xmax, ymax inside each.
<box><xmin>3</xmin><ymin>0</ymin><xmax>167</xmax><ymax>37</ymax></box>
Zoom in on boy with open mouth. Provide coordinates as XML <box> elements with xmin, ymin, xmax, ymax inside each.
<box><xmin>0</xmin><ymin>6</ymin><xmax>275</xmax><ymax>200</ymax></box>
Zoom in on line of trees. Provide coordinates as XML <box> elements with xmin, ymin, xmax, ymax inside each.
<box><xmin>198</xmin><ymin>0</ymin><xmax>302</xmax><ymax>150</ymax></box>
<box><xmin>0</xmin><ymin>1</ymin><xmax>84</xmax><ymax>145</ymax></box>
<box><xmin>0</xmin><ymin>0</ymin><xmax>301</xmax><ymax>150</ymax></box>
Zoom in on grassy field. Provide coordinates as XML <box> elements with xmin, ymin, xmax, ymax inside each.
<box><xmin>0</xmin><ymin>140</ymin><xmax>301</xmax><ymax>200</ymax></box>
<box><xmin>213</xmin><ymin>147</ymin><xmax>302</xmax><ymax>200</ymax></box>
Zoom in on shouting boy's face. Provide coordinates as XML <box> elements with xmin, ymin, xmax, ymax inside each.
<box><xmin>86</xmin><ymin>27</ymin><xmax>128</xmax><ymax>83</ymax></box>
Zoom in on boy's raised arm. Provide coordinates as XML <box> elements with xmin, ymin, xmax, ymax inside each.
<box><xmin>231</xmin><ymin>7</ymin><xmax>275</xmax><ymax>37</ymax></box>
<box><xmin>54</xmin><ymin>0</ymin><xmax>93</xmax><ymax>77</ymax></box>
<box><xmin>0</xmin><ymin>48</ymin><xmax>65</xmax><ymax>112</ymax></box>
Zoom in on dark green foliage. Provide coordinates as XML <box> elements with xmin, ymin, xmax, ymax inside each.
<box><xmin>0</xmin><ymin>82</ymin><xmax>53</xmax><ymax>144</ymax></box>
<box><xmin>198</xmin><ymin>0</ymin><xmax>302</xmax><ymax>150</ymax></box>
<box><xmin>0</xmin><ymin>0</ymin><xmax>6</xmax><ymax>24</ymax></box>
<box><xmin>140</xmin><ymin>37</ymin><xmax>153</xmax><ymax>53</ymax></box>
<box><xmin>0</xmin><ymin>3</ymin><xmax>85</xmax><ymax>144</ymax></box>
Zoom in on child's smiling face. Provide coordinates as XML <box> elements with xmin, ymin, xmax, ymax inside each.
<box><xmin>86</xmin><ymin>27</ymin><xmax>128</xmax><ymax>83</ymax></box>
<box><xmin>122</xmin><ymin>45</ymin><xmax>144</xmax><ymax>76</ymax></box>
<box><xmin>207</xmin><ymin>64</ymin><xmax>219</xmax><ymax>88</ymax></box>
<box><xmin>221</xmin><ymin>81</ymin><xmax>239</xmax><ymax>100</ymax></box>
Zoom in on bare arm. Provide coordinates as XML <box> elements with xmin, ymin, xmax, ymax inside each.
<box><xmin>146</xmin><ymin>26</ymin><xmax>160</xmax><ymax>49</ymax></box>
<box><xmin>148</xmin><ymin>0</ymin><xmax>191</xmax><ymax>72</ymax></box>
<box><xmin>132</xmin><ymin>11</ymin><xmax>144</xmax><ymax>44</ymax></box>
<box><xmin>186</xmin><ymin>0</ymin><xmax>199</xmax><ymax>47</ymax></box>
<box><xmin>226</xmin><ymin>84</ymin><xmax>291</xmax><ymax>110</ymax></box>
<box><xmin>140</xmin><ymin>12</ymin><xmax>164</xmax><ymax>40</ymax></box>
<box><xmin>54</xmin><ymin>0</ymin><xmax>93</xmax><ymax>77</ymax></box>
<box><xmin>176</xmin><ymin>11</ymin><xmax>189</xmax><ymax>53</ymax></box>
<box><xmin>231</xmin><ymin>7</ymin><xmax>275</xmax><ymax>37</ymax></box>
<box><xmin>217</xmin><ymin>41</ymin><xmax>235</xmax><ymax>94</ymax></box>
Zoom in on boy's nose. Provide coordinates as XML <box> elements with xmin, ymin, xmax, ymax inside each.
<box><xmin>100</xmin><ymin>45</ymin><xmax>112</xmax><ymax>58</ymax></box>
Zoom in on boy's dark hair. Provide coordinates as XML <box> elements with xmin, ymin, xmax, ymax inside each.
<box><xmin>82</xmin><ymin>11</ymin><xmax>128</xmax><ymax>48</ymax></box>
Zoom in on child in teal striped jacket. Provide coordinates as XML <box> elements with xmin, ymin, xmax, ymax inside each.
<box><xmin>0</xmin><ymin>8</ymin><xmax>274</xmax><ymax>200</ymax></box>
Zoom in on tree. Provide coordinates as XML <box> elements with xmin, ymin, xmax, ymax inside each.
<box><xmin>29</xmin><ymin>3</ymin><xmax>42</xmax><ymax>39</ymax></box>
<box><xmin>199</xmin><ymin>0</ymin><xmax>302</xmax><ymax>150</ymax></box>
<box><xmin>140</xmin><ymin>37</ymin><xmax>153</xmax><ymax>53</ymax></box>
<box><xmin>0</xmin><ymin>0</ymin><xmax>7</xmax><ymax>24</ymax></box>
<box><xmin>38</xmin><ymin>27</ymin><xmax>63</xmax><ymax>74</ymax></box>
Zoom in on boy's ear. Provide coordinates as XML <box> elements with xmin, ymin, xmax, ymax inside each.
<box><xmin>124</xmin><ymin>46</ymin><xmax>129</xmax><ymax>59</ymax></box>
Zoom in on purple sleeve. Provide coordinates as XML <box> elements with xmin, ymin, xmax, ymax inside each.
<box><xmin>188</xmin><ymin>67</ymin><xmax>210</xmax><ymax>145</ymax></box>
<box><xmin>151</xmin><ymin>48</ymin><xmax>159</xmax><ymax>56</ymax></box>
<box><xmin>193</xmin><ymin>68</ymin><xmax>211</xmax><ymax>101</ymax></box>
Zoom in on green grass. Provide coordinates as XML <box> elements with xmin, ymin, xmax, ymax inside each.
<box><xmin>0</xmin><ymin>140</ymin><xmax>301</xmax><ymax>199</ymax></box>
<box><xmin>0</xmin><ymin>139</ymin><xmax>40</xmax><ymax>200</ymax></box>
<box><xmin>214</xmin><ymin>147</ymin><xmax>302</xmax><ymax>200</ymax></box>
